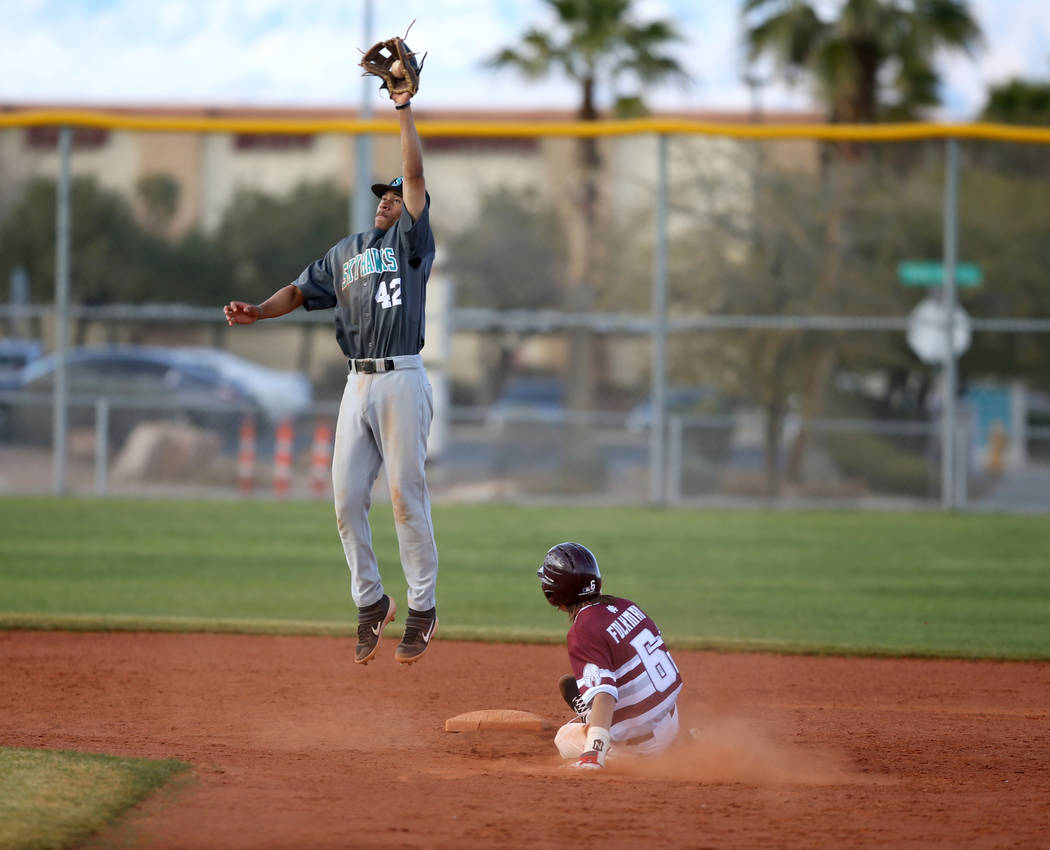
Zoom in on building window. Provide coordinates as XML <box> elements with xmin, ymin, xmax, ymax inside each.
<box><xmin>423</xmin><ymin>136</ymin><xmax>539</xmax><ymax>154</ymax></box>
<box><xmin>25</xmin><ymin>127</ymin><xmax>109</xmax><ymax>149</ymax></box>
<box><xmin>234</xmin><ymin>134</ymin><xmax>313</xmax><ymax>150</ymax></box>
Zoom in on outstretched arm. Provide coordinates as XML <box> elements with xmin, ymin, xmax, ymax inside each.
<box><xmin>224</xmin><ymin>284</ymin><xmax>305</xmax><ymax>326</ymax></box>
<box><xmin>391</xmin><ymin>91</ymin><xmax>426</xmax><ymax>222</ymax></box>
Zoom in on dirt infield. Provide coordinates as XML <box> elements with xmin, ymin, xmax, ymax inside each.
<box><xmin>2</xmin><ymin>631</ymin><xmax>1048</xmax><ymax>849</ymax></box>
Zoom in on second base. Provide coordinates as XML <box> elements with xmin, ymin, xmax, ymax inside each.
<box><xmin>444</xmin><ymin>709</ymin><xmax>550</xmax><ymax>732</ymax></box>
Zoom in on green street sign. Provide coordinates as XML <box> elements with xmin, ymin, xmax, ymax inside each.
<box><xmin>898</xmin><ymin>260</ymin><xmax>982</xmax><ymax>287</ymax></box>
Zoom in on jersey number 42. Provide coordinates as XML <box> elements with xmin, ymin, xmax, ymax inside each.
<box><xmin>376</xmin><ymin>278</ymin><xmax>403</xmax><ymax>310</ymax></box>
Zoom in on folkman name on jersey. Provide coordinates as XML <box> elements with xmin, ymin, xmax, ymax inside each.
<box><xmin>605</xmin><ymin>603</ymin><xmax>646</xmax><ymax>644</ymax></box>
<box><xmin>567</xmin><ymin>597</ymin><xmax>684</xmax><ymax>742</ymax></box>
<box><xmin>342</xmin><ymin>247</ymin><xmax>398</xmax><ymax>288</ymax></box>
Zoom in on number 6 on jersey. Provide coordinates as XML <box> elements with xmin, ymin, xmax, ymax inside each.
<box><xmin>629</xmin><ymin>628</ymin><xmax>680</xmax><ymax>692</ymax></box>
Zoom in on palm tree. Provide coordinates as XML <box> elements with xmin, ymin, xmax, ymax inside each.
<box><xmin>486</xmin><ymin>1</ymin><xmax>688</xmax><ymax>483</ymax></box>
<box><xmin>488</xmin><ymin>0</ymin><xmax>689</xmax><ymax>231</ymax></box>
<box><xmin>742</xmin><ymin>0</ymin><xmax>982</xmax><ymax>485</ymax></box>
<box><xmin>742</xmin><ymin>0</ymin><xmax>982</xmax><ymax>123</ymax></box>
<box><xmin>488</xmin><ymin>0</ymin><xmax>687</xmax><ymax>217</ymax></box>
<box><xmin>488</xmin><ymin>0</ymin><xmax>688</xmax><ymax>124</ymax></box>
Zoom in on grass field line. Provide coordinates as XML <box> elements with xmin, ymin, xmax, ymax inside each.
<box><xmin>0</xmin><ymin>613</ymin><xmax>355</xmax><ymax>636</ymax></box>
<box><xmin>666</xmin><ymin>635</ymin><xmax>1049</xmax><ymax>660</ymax></box>
<box><xmin>3</xmin><ymin>613</ymin><xmax>1042</xmax><ymax>660</ymax></box>
<box><xmin>0</xmin><ymin>612</ymin><xmax>565</xmax><ymax>644</ymax></box>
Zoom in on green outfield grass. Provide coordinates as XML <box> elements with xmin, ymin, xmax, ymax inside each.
<box><xmin>1</xmin><ymin>496</ymin><xmax>1048</xmax><ymax>659</ymax></box>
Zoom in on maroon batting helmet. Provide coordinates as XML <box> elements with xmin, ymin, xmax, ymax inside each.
<box><xmin>537</xmin><ymin>542</ymin><xmax>602</xmax><ymax>607</ymax></box>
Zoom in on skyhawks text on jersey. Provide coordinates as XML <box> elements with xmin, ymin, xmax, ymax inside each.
<box><xmin>342</xmin><ymin>247</ymin><xmax>398</xmax><ymax>288</ymax></box>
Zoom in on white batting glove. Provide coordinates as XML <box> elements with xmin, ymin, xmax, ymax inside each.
<box><xmin>572</xmin><ymin>751</ymin><xmax>604</xmax><ymax>770</ymax></box>
<box><xmin>571</xmin><ymin>726</ymin><xmax>610</xmax><ymax>770</ymax></box>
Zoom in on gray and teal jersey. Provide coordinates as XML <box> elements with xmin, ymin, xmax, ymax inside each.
<box><xmin>294</xmin><ymin>198</ymin><xmax>435</xmax><ymax>359</ymax></box>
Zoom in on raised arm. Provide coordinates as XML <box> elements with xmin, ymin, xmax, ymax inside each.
<box><xmin>391</xmin><ymin>91</ymin><xmax>426</xmax><ymax>221</ymax></box>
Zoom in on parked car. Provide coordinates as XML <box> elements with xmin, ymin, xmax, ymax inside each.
<box><xmin>485</xmin><ymin>376</ymin><xmax>566</xmax><ymax>431</ymax></box>
<box><xmin>625</xmin><ymin>386</ymin><xmax>729</xmax><ymax>433</ymax></box>
<box><xmin>0</xmin><ymin>345</ymin><xmax>310</xmax><ymax>445</ymax></box>
<box><xmin>0</xmin><ymin>338</ymin><xmax>44</xmax><ymax>390</ymax></box>
<box><xmin>170</xmin><ymin>346</ymin><xmax>312</xmax><ymax>424</ymax></box>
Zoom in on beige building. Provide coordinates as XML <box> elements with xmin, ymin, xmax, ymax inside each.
<box><xmin>0</xmin><ymin>102</ymin><xmax>820</xmax><ymax>394</ymax></box>
<box><xmin>2</xmin><ymin>104</ymin><xmax>573</xmax><ymax>237</ymax></box>
<box><xmin>0</xmin><ymin>101</ymin><xmax>818</xmax><ymax>233</ymax></box>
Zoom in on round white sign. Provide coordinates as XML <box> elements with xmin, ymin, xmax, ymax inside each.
<box><xmin>907</xmin><ymin>297</ymin><xmax>971</xmax><ymax>364</ymax></box>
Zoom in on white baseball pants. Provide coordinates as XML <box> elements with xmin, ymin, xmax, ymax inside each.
<box><xmin>332</xmin><ymin>354</ymin><xmax>438</xmax><ymax>612</ymax></box>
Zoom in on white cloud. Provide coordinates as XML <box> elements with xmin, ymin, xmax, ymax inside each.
<box><xmin>0</xmin><ymin>0</ymin><xmax>1047</xmax><ymax>118</ymax></box>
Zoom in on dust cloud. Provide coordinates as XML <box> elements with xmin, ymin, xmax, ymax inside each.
<box><xmin>617</xmin><ymin>709</ymin><xmax>856</xmax><ymax>786</ymax></box>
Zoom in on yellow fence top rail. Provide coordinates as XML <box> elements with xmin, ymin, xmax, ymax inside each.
<box><xmin>2</xmin><ymin>108</ymin><xmax>1050</xmax><ymax>144</ymax></box>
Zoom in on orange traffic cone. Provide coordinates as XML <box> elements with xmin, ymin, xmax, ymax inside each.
<box><xmin>237</xmin><ymin>416</ymin><xmax>256</xmax><ymax>496</ymax></box>
<box><xmin>273</xmin><ymin>419</ymin><xmax>294</xmax><ymax>498</ymax></box>
<box><xmin>310</xmin><ymin>419</ymin><xmax>333</xmax><ymax>499</ymax></box>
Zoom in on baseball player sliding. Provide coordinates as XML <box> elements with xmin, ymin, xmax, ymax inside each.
<box><xmin>538</xmin><ymin>543</ymin><xmax>684</xmax><ymax>769</ymax></box>
<box><xmin>223</xmin><ymin>31</ymin><xmax>438</xmax><ymax>666</ymax></box>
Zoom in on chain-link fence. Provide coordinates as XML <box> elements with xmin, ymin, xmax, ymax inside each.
<box><xmin>1</xmin><ymin>111</ymin><xmax>1048</xmax><ymax>510</ymax></box>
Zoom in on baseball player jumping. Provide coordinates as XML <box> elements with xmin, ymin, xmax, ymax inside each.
<box><xmin>537</xmin><ymin>542</ymin><xmax>684</xmax><ymax>769</ymax></box>
<box><xmin>223</xmin><ymin>42</ymin><xmax>439</xmax><ymax>666</ymax></box>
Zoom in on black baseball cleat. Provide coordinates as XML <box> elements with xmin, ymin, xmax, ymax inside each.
<box><xmin>355</xmin><ymin>595</ymin><xmax>396</xmax><ymax>665</ymax></box>
<box><xmin>558</xmin><ymin>673</ymin><xmax>588</xmax><ymax>719</ymax></box>
<box><xmin>395</xmin><ymin>611</ymin><xmax>438</xmax><ymax>664</ymax></box>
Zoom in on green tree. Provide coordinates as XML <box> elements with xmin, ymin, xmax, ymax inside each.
<box><xmin>976</xmin><ymin>76</ymin><xmax>1050</xmax><ymax>176</ymax></box>
<box><xmin>857</xmin><ymin>151</ymin><xmax>1050</xmax><ymax>391</ymax></box>
<box><xmin>0</xmin><ymin>176</ymin><xmax>161</xmax><ymax>309</ymax></box>
<box><xmin>956</xmin><ymin>168</ymin><xmax>1050</xmax><ymax>389</ymax></box>
<box><xmin>443</xmin><ymin>186</ymin><xmax>567</xmax><ymax>403</ymax></box>
<box><xmin>743</xmin><ymin>0</ymin><xmax>982</xmax><ymax>123</ymax></box>
<box><xmin>487</xmin><ymin>0</ymin><xmax>687</xmax><ymax>223</ymax></box>
<box><xmin>155</xmin><ymin>230</ymin><xmax>228</xmax><ymax>306</ymax></box>
<box><xmin>136</xmin><ymin>173</ymin><xmax>180</xmax><ymax>235</ymax></box>
<box><xmin>488</xmin><ymin>0</ymin><xmax>688</xmax><ymax>122</ymax></box>
<box><xmin>488</xmin><ymin>0</ymin><xmax>689</xmax><ymax>481</ymax></box>
<box><xmin>215</xmin><ymin>181</ymin><xmax>350</xmax><ymax>297</ymax></box>
<box><xmin>0</xmin><ymin>177</ymin><xmax>354</xmax><ymax>316</ymax></box>
<box><xmin>444</xmin><ymin>187</ymin><xmax>566</xmax><ymax>311</ymax></box>
<box><xmin>742</xmin><ymin>0</ymin><xmax>982</xmax><ymax>482</ymax></box>
<box><xmin>981</xmin><ymin>77</ymin><xmax>1050</xmax><ymax>124</ymax></box>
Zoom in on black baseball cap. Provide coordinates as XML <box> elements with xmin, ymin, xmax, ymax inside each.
<box><xmin>371</xmin><ymin>175</ymin><xmax>404</xmax><ymax>198</ymax></box>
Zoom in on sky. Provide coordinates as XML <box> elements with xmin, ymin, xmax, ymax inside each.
<box><xmin>1</xmin><ymin>0</ymin><xmax>1048</xmax><ymax>120</ymax></box>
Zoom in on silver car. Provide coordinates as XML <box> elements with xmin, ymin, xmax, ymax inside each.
<box><xmin>0</xmin><ymin>345</ymin><xmax>312</xmax><ymax>446</ymax></box>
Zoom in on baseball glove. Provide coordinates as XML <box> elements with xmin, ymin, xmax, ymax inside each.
<box><xmin>359</xmin><ymin>29</ymin><xmax>425</xmax><ymax>100</ymax></box>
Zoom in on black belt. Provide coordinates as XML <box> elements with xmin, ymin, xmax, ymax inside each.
<box><xmin>348</xmin><ymin>358</ymin><xmax>396</xmax><ymax>374</ymax></box>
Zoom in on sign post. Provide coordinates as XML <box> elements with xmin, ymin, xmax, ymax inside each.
<box><xmin>899</xmin><ymin>143</ymin><xmax>978</xmax><ymax>509</ymax></box>
<box><xmin>940</xmin><ymin>139</ymin><xmax>961</xmax><ymax>510</ymax></box>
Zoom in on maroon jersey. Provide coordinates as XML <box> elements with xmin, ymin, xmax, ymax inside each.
<box><xmin>567</xmin><ymin>597</ymin><xmax>683</xmax><ymax>742</ymax></box>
